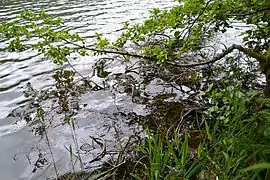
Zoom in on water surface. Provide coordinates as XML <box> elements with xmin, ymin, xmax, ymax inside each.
<box><xmin>0</xmin><ymin>0</ymin><xmax>175</xmax><ymax>179</ymax></box>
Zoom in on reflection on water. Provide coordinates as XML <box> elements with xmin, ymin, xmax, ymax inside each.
<box><xmin>0</xmin><ymin>0</ymin><xmax>175</xmax><ymax>179</ymax></box>
<box><xmin>0</xmin><ymin>0</ymin><xmax>173</xmax><ymax>119</ymax></box>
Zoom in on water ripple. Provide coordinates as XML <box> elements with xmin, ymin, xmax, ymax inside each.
<box><xmin>0</xmin><ymin>0</ymin><xmax>177</xmax><ymax>179</ymax></box>
<box><xmin>0</xmin><ymin>0</ymin><xmax>176</xmax><ymax>121</ymax></box>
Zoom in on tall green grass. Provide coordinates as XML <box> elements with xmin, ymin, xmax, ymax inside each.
<box><xmin>131</xmin><ymin>84</ymin><xmax>270</xmax><ymax>180</ymax></box>
<box><xmin>201</xmin><ymin>84</ymin><xmax>270</xmax><ymax>179</ymax></box>
<box><xmin>132</xmin><ymin>132</ymin><xmax>201</xmax><ymax>180</ymax></box>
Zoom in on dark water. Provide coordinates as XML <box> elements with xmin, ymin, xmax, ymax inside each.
<box><xmin>0</xmin><ymin>0</ymin><xmax>176</xmax><ymax>179</ymax></box>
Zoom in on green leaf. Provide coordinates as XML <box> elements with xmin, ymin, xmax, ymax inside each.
<box><xmin>205</xmin><ymin>121</ymin><xmax>212</xmax><ymax>141</ymax></box>
<box><xmin>243</xmin><ymin>163</ymin><xmax>270</xmax><ymax>172</ymax></box>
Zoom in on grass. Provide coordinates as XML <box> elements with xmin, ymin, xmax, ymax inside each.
<box><xmin>66</xmin><ymin>83</ymin><xmax>270</xmax><ymax>180</ymax></box>
<box><xmin>125</xmin><ymin>84</ymin><xmax>270</xmax><ymax>180</ymax></box>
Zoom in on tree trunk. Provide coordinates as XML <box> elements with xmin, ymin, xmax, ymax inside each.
<box><xmin>264</xmin><ymin>68</ymin><xmax>270</xmax><ymax>97</ymax></box>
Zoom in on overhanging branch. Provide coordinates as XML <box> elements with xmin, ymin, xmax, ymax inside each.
<box><xmin>63</xmin><ymin>38</ymin><xmax>156</xmax><ymax>61</ymax></box>
<box><xmin>167</xmin><ymin>45</ymin><xmax>239</xmax><ymax>67</ymax></box>
<box><xmin>168</xmin><ymin>44</ymin><xmax>266</xmax><ymax>67</ymax></box>
<box><xmin>227</xmin><ymin>7</ymin><xmax>270</xmax><ymax>17</ymax></box>
<box><xmin>64</xmin><ymin>39</ymin><xmax>266</xmax><ymax>68</ymax></box>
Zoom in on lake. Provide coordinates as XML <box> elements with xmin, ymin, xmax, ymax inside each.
<box><xmin>0</xmin><ymin>0</ymin><xmax>175</xmax><ymax>179</ymax></box>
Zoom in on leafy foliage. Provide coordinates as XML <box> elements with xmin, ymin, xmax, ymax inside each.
<box><xmin>1</xmin><ymin>0</ymin><xmax>269</xmax><ymax>64</ymax></box>
<box><xmin>107</xmin><ymin>0</ymin><xmax>270</xmax><ymax>61</ymax></box>
<box><xmin>132</xmin><ymin>84</ymin><xmax>270</xmax><ymax>180</ymax></box>
<box><xmin>0</xmin><ymin>10</ymin><xmax>84</xmax><ymax>64</ymax></box>
<box><xmin>200</xmin><ymin>83</ymin><xmax>270</xmax><ymax>179</ymax></box>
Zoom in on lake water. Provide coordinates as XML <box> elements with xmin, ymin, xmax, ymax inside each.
<box><xmin>0</xmin><ymin>0</ymin><xmax>176</xmax><ymax>179</ymax></box>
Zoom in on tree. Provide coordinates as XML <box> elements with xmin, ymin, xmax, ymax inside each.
<box><xmin>0</xmin><ymin>0</ymin><xmax>269</xmax><ymax>95</ymax></box>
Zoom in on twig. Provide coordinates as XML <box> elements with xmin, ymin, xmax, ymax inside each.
<box><xmin>87</xmin><ymin>136</ymin><xmax>106</xmax><ymax>164</ymax></box>
<box><xmin>63</xmin><ymin>38</ymin><xmax>156</xmax><ymax>61</ymax></box>
<box><xmin>43</xmin><ymin>123</ymin><xmax>59</xmax><ymax>179</ymax></box>
<box><xmin>69</xmin><ymin>123</ymin><xmax>84</xmax><ymax>170</ymax></box>
<box><xmin>182</xmin><ymin>0</ymin><xmax>214</xmax><ymax>39</ymax></box>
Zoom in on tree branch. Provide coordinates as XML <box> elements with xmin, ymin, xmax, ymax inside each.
<box><xmin>227</xmin><ymin>7</ymin><xmax>270</xmax><ymax>17</ymax></box>
<box><xmin>168</xmin><ymin>44</ymin><xmax>267</xmax><ymax>67</ymax></box>
<box><xmin>63</xmin><ymin>39</ymin><xmax>266</xmax><ymax>69</ymax></box>
<box><xmin>181</xmin><ymin>0</ymin><xmax>213</xmax><ymax>39</ymax></box>
<box><xmin>167</xmin><ymin>45</ymin><xmax>238</xmax><ymax>67</ymax></box>
<box><xmin>62</xmin><ymin>38</ymin><xmax>156</xmax><ymax>61</ymax></box>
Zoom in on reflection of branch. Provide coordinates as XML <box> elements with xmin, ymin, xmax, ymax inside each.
<box><xmin>87</xmin><ymin>136</ymin><xmax>106</xmax><ymax>164</ymax></box>
<box><xmin>67</xmin><ymin>59</ymin><xmax>103</xmax><ymax>89</ymax></box>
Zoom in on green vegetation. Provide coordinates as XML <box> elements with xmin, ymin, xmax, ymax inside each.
<box><xmin>0</xmin><ymin>0</ymin><xmax>270</xmax><ymax>179</ymax></box>
<box><xmin>89</xmin><ymin>83</ymin><xmax>270</xmax><ymax>179</ymax></box>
